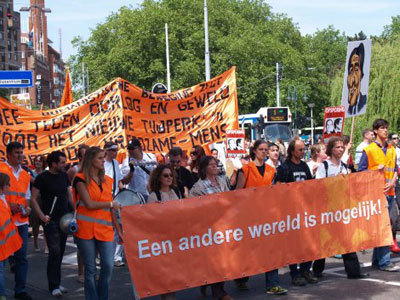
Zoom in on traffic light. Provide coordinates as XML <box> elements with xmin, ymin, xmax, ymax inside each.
<box><xmin>7</xmin><ymin>13</ymin><xmax>13</xmax><ymax>28</ymax></box>
<box><xmin>256</xmin><ymin>115</ymin><xmax>265</xmax><ymax>134</ymax></box>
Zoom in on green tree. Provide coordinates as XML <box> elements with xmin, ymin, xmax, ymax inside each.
<box><xmin>68</xmin><ymin>0</ymin><xmax>341</xmax><ymax>120</ymax></box>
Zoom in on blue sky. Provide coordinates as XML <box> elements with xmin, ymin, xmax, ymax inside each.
<box><xmin>14</xmin><ymin>0</ymin><xmax>400</xmax><ymax>61</ymax></box>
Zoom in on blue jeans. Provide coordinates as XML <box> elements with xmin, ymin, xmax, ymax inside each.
<box><xmin>0</xmin><ymin>260</ymin><xmax>5</xmax><ymax>296</ymax></box>
<box><xmin>77</xmin><ymin>238</ymin><xmax>114</xmax><ymax>300</ymax></box>
<box><xmin>12</xmin><ymin>224</ymin><xmax>28</xmax><ymax>294</ymax></box>
<box><xmin>265</xmin><ymin>269</ymin><xmax>279</xmax><ymax>289</ymax></box>
<box><xmin>372</xmin><ymin>195</ymin><xmax>395</xmax><ymax>268</ymax></box>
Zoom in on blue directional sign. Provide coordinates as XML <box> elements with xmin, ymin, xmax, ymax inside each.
<box><xmin>0</xmin><ymin>71</ymin><xmax>33</xmax><ymax>88</ymax></box>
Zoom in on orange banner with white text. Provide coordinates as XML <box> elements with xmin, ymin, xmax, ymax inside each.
<box><xmin>121</xmin><ymin>171</ymin><xmax>392</xmax><ymax>298</ymax></box>
<box><xmin>0</xmin><ymin>68</ymin><xmax>238</xmax><ymax>164</ymax></box>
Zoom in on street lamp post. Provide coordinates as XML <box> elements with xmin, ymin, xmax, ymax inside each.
<box><xmin>287</xmin><ymin>86</ymin><xmax>298</xmax><ymax>129</ymax></box>
<box><xmin>308</xmin><ymin>103</ymin><xmax>315</xmax><ymax>145</ymax></box>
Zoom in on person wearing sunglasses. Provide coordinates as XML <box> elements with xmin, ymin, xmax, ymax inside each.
<box><xmin>147</xmin><ymin>165</ymin><xmax>182</xmax><ymax>300</ymax></box>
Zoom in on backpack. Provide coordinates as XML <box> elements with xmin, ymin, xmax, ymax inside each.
<box><xmin>323</xmin><ymin>160</ymin><xmax>348</xmax><ymax>178</ymax></box>
<box><xmin>155</xmin><ymin>186</ymin><xmax>183</xmax><ymax>202</ymax></box>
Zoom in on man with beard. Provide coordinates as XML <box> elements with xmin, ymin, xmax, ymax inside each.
<box><xmin>31</xmin><ymin>151</ymin><xmax>73</xmax><ymax>297</ymax></box>
<box><xmin>347</xmin><ymin>43</ymin><xmax>367</xmax><ymax>115</ymax></box>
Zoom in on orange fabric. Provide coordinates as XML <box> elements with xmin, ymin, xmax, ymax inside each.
<box><xmin>242</xmin><ymin>161</ymin><xmax>275</xmax><ymax>188</ymax></box>
<box><xmin>0</xmin><ymin>162</ymin><xmax>31</xmax><ymax>224</ymax></box>
<box><xmin>74</xmin><ymin>173</ymin><xmax>114</xmax><ymax>242</ymax></box>
<box><xmin>364</xmin><ymin>142</ymin><xmax>396</xmax><ymax>196</ymax></box>
<box><xmin>59</xmin><ymin>68</ymin><xmax>73</xmax><ymax>107</ymax></box>
<box><xmin>0</xmin><ymin>198</ymin><xmax>22</xmax><ymax>260</ymax></box>
<box><xmin>0</xmin><ymin>67</ymin><xmax>238</xmax><ymax>165</ymax></box>
<box><xmin>121</xmin><ymin>171</ymin><xmax>391</xmax><ymax>298</ymax></box>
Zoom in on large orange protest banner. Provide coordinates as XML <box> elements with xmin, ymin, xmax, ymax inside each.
<box><xmin>0</xmin><ymin>68</ymin><xmax>238</xmax><ymax>163</ymax></box>
<box><xmin>121</xmin><ymin>171</ymin><xmax>391</xmax><ymax>298</ymax></box>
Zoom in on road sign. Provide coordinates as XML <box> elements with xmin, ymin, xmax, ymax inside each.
<box><xmin>0</xmin><ymin>71</ymin><xmax>33</xmax><ymax>88</ymax></box>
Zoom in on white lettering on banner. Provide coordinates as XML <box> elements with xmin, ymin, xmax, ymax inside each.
<box><xmin>138</xmin><ymin>239</ymin><xmax>173</xmax><ymax>258</ymax></box>
<box><xmin>325</xmin><ymin>106</ymin><xmax>346</xmax><ymax>113</ymax></box>
<box><xmin>136</xmin><ymin>200</ymin><xmax>382</xmax><ymax>259</ymax></box>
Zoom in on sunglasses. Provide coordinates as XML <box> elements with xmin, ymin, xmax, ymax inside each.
<box><xmin>170</xmin><ymin>160</ymin><xmax>181</xmax><ymax>164</ymax></box>
<box><xmin>393</xmin><ymin>137</ymin><xmax>399</xmax><ymax>140</ymax></box>
<box><xmin>162</xmin><ymin>173</ymin><xmax>173</xmax><ymax>178</ymax></box>
<box><xmin>107</xmin><ymin>149</ymin><xmax>118</xmax><ymax>152</ymax></box>
<box><xmin>190</xmin><ymin>152</ymin><xmax>197</xmax><ymax>155</ymax></box>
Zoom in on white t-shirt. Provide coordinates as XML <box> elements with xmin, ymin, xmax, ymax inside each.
<box><xmin>307</xmin><ymin>160</ymin><xmax>320</xmax><ymax>177</ymax></box>
<box><xmin>104</xmin><ymin>159</ymin><xmax>122</xmax><ymax>196</ymax></box>
<box><xmin>355</xmin><ymin>141</ymin><xmax>370</xmax><ymax>165</ymax></box>
<box><xmin>266</xmin><ymin>158</ymin><xmax>280</xmax><ymax>169</ymax></box>
<box><xmin>396</xmin><ymin>147</ymin><xmax>400</xmax><ymax>168</ymax></box>
<box><xmin>120</xmin><ymin>153</ymin><xmax>157</xmax><ymax>198</ymax></box>
<box><xmin>316</xmin><ymin>159</ymin><xmax>348</xmax><ymax>179</ymax></box>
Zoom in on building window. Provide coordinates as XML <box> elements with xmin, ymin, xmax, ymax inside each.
<box><xmin>8</xmin><ymin>53</ymin><xmax>11</xmax><ymax>60</ymax></box>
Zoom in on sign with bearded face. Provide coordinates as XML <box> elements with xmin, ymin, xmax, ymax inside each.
<box><xmin>341</xmin><ymin>40</ymin><xmax>371</xmax><ymax>118</ymax></box>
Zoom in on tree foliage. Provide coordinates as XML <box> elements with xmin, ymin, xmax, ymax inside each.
<box><xmin>68</xmin><ymin>0</ymin><xmax>347</xmax><ymax>123</ymax></box>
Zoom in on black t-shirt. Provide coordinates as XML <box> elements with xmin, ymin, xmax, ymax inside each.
<box><xmin>275</xmin><ymin>160</ymin><xmax>312</xmax><ymax>183</ymax></box>
<box><xmin>33</xmin><ymin>171</ymin><xmax>71</xmax><ymax>221</ymax></box>
<box><xmin>174</xmin><ymin>166</ymin><xmax>194</xmax><ymax>198</ymax></box>
<box><xmin>256</xmin><ymin>165</ymin><xmax>265</xmax><ymax>177</ymax></box>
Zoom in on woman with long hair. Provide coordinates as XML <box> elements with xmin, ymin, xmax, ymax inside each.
<box><xmin>147</xmin><ymin>165</ymin><xmax>182</xmax><ymax>300</ymax></box>
<box><xmin>187</xmin><ymin>145</ymin><xmax>206</xmax><ymax>183</ymax></box>
<box><xmin>189</xmin><ymin>156</ymin><xmax>231</xmax><ymax>300</ymax></box>
<box><xmin>73</xmin><ymin>147</ymin><xmax>122</xmax><ymax>300</ymax></box>
<box><xmin>148</xmin><ymin>165</ymin><xmax>181</xmax><ymax>204</ymax></box>
<box><xmin>235</xmin><ymin>139</ymin><xmax>287</xmax><ymax>295</ymax></box>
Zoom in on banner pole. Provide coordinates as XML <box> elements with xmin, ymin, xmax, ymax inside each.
<box><xmin>350</xmin><ymin>116</ymin><xmax>356</xmax><ymax>144</ymax></box>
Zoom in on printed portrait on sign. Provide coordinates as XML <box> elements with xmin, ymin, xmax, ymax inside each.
<box><xmin>334</xmin><ymin>118</ymin><xmax>343</xmax><ymax>133</ymax></box>
<box><xmin>324</xmin><ymin>118</ymin><xmax>335</xmax><ymax>135</ymax></box>
<box><xmin>341</xmin><ymin>40</ymin><xmax>371</xmax><ymax>117</ymax></box>
<box><xmin>227</xmin><ymin>138</ymin><xmax>238</xmax><ymax>151</ymax></box>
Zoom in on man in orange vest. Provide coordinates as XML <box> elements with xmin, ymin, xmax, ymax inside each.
<box><xmin>0</xmin><ymin>142</ymin><xmax>32</xmax><ymax>300</ymax></box>
<box><xmin>358</xmin><ymin>118</ymin><xmax>400</xmax><ymax>272</ymax></box>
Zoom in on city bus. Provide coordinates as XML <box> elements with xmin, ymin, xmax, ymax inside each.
<box><xmin>239</xmin><ymin>107</ymin><xmax>293</xmax><ymax>144</ymax></box>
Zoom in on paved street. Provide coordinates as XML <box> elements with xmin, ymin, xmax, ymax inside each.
<box><xmin>4</xmin><ymin>233</ymin><xmax>400</xmax><ymax>299</ymax></box>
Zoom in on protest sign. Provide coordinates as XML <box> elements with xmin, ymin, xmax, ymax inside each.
<box><xmin>0</xmin><ymin>68</ymin><xmax>238</xmax><ymax>164</ymax></box>
<box><xmin>322</xmin><ymin>106</ymin><xmax>345</xmax><ymax>142</ymax></box>
<box><xmin>10</xmin><ymin>93</ymin><xmax>31</xmax><ymax>110</ymax></box>
<box><xmin>341</xmin><ymin>39</ymin><xmax>372</xmax><ymax>117</ymax></box>
<box><xmin>225</xmin><ymin>129</ymin><xmax>246</xmax><ymax>157</ymax></box>
<box><xmin>121</xmin><ymin>171</ymin><xmax>391</xmax><ymax>298</ymax></box>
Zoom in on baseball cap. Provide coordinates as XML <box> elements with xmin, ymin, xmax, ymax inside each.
<box><xmin>127</xmin><ymin>138</ymin><xmax>141</xmax><ymax>150</ymax></box>
<box><xmin>104</xmin><ymin>141</ymin><xmax>118</xmax><ymax>151</ymax></box>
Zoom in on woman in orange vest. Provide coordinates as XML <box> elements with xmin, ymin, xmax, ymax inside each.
<box><xmin>0</xmin><ymin>173</ymin><xmax>22</xmax><ymax>300</ymax></box>
<box><xmin>73</xmin><ymin>147</ymin><xmax>122</xmax><ymax>300</ymax></box>
<box><xmin>235</xmin><ymin>139</ymin><xmax>288</xmax><ymax>295</ymax></box>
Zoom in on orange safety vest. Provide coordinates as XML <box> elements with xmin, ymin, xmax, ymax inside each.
<box><xmin>242</xmin><ymin>161</ymin><xmax>276</xmax><ymax>188</ymax></box>
<box><xmin>73</xmin><ymin>173</ymin><xmax>114</xmax><ymax>242</ymax></box>
<box><xmin>0</xmin><ymin>197</ymin><xmax>22</xmax><ymax>261</ymax></box>
<box><xmin>364</xmin><ymin>142</ymin><xmax>396</xmax><ymax>196</ymax></box>
<box><xmin>0</xmin><ymin>162</ymin><xmax>31</xmax><ymax>224</ymax></box>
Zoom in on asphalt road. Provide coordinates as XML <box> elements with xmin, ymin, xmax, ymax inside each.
<box><xmin>4</xmin><ymin>233</ymin><xmax>400</xmax><ymax>299</ymax></box>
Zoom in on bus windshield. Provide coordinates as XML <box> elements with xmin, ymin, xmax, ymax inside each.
<box><xmin>264</xmin><ymin>124</ymin><xmax>292</xmax><ymax>142</ymax></box>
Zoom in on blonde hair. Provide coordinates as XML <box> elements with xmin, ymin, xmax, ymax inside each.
<box><xmin>80</xmin><ymin>147</ymin><xmax>105</xmax><ymax>185</ymax></box>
